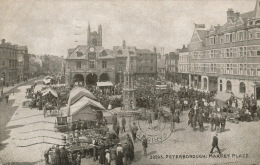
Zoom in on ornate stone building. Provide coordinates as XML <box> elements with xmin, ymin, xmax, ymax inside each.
<box><xmin>184</xmin><ymin>0</ymin><xmax>260</xmax><ymax>99</ymax></box>
<box><xmin>66</xmin><ymin>24</ymin><xmax>115</xmax><ymax>86</ymax></box>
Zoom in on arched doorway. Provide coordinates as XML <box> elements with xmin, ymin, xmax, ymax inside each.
<box><xmin>73</xmin><ymin>74</ymin><xmax>84</xmax><ymax>85</ymax></box>
<box><xmin>219</xmin><ymin>79</ymin><xmax>222</xmax><ymax>91</ymax></box>
<box><xmin>99</xmin><ymin>73</ymin><xmax>109</xmax><ymax>82</ymax></box>
<box><xmin>203</xmin><ymin>78</ymin><xmax>207</xmax><ymax>90</ymax></box>
<box><xmin>226</xmin><ymin>80</ymin><xmax>232</xmax><ymax>91</ymax></box>
<box><xmin>86</xmin><ymin>73</ymin><xmax>98</xmax><ymax>85</ymax></box>
<box><xmin>256</xmin><ymin>87</ymin><xmax>260</xmax><ymax>100</ymax></box>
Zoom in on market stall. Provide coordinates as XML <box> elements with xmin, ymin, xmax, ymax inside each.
<box><xmin>42</xmin><ymin>88</ymin><xmax>58</xmax><ymax>98</ymax></box>
<box><xmin>68</xmin><ymin>87</ymin><xmax>97</xmax><ymax>106</ymax></box>
<box><xmin>67</xmin><ymin>96</ymin><xmax>105</xmax><ymax>122</ymax></box>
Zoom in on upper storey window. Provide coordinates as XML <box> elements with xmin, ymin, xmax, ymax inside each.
<box><xmin>225</xmin><ymin>33</ymin><xmax>232</xmax><ymax>43</ymax></box>
<box><xmin>209</xmin><ymin>37</ymin><xmax>215</xmax><ymax>45</ymax></box>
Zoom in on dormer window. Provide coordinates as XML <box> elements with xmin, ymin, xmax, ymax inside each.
<box><xmin>100</xmin><ymin>50</ymin><xmax>108</xmax><ymax>57</ymax></box>
<box><xmin>76</xmin><ymin>51</ymin><xmax>83</xmax><ymax>57</ymax></box>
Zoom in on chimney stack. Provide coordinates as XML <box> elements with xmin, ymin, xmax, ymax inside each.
<box><xmin>154</xmin><ymin>46</ymin><xmax>157</xmax><ymax>53</ymax></box>
<box><xmin>1</xmin><ymin>39</ymin><xmax>5</xmax><ymax>44</ymax></box>
<box><xmin>234</xmin><ymin>12</ymin><xmax>240</xmax><ymax>19</ymax></box>
<box><xmin>227</xmin><ymin>8</ymin><xmax>234</xmax><ymax>21</ymax></box>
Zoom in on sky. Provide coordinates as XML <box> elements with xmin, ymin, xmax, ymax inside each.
<box><xmin>0</xmin><ymin>0</ymin><xmax>257</xmax><ymax>57</ymax></box>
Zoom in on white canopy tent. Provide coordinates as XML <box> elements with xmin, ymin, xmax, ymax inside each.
<box><xmin>67</xmin><ymin>96</ymin><xmax>105</xmax><ymax>122</ymax></box>
<box><xmin>41</xmin><ymin>88</ymin><xmax>58</xmax><ymax>97</ymax></box>
<box><xmin>68</xmin><ymin>87</ymin><xmax>97</xmax><ymax>106</ymax></box>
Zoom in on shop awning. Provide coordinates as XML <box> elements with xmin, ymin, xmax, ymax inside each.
<box><xmin>41</xmin><ymin>88</ymin><xmax>58</xmax><ymax>97</ymax></box>
<box><xmin>97</xmin><ymin>82</ymin><xmax>113</xmax><ymax>87</ymax></box>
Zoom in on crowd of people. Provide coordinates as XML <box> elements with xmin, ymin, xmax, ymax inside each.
<box><xmin>40</xmin><ymin>78</ymin><xmax>260</xmax><ymax>165</ymax></box>
<box><xmin>26</xmin><ymin>83</ymin><xmax>70</xmax><ymax>111</ymax></box>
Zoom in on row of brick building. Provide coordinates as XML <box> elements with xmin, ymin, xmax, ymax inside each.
<box><xmin>0</xmin><ymin>39</ymin><xmax>30</xmax><ymax>86</ymax></box>
<box><xmin>65</xmin><ymin>24</ymin><xmax>159</xmax><ymax>85</ymax></box>
<box><xmin>177</xmin><ymin>0</ymin><xmax>260</xmax><ymax>100</ymax></box>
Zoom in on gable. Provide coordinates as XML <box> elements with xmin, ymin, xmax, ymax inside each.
<box><xmin>226</xmin><ymin>19</ymin><xmax>235</xmax><ymax>29</ymax></box>
<box><xmin>99</xmin><ymin>50</ymin><xmax>108</xmax><ymax>57</ymax></box>
<box><xmin>209</xmin><ymin>25</ymin><xmax>215</xmax><ymax>32</ymax></box>
<box><xmin>235</xmin><ymin>17</ymin><xmax>244</xmax><ymax>26</ymax></box>
<box><xmin>191</xmin><ymin>30</ymin><xmax>201</xmax><ymax>42</ymax></box>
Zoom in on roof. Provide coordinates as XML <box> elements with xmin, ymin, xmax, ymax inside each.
<box><xmin>68</xmin><ymin>87</ymin><xmax>97</xmax><ymax>105</ymax></box>
<box><xmin>197</xmin><ymin>30</ymin><xmax>208</xmax><ymax>40</ymax></box>
<box><xmin>67</xmin><ymin>45</ymin><xmax>114</xmax><ymax>60</ymax></box>
<box><xmin>113</xmin><ymin>46</ymin><xmax>136</xmax><ymax>57</ymax></box>
<box><xmin>168</xmin><ymin>52</ymin><xmax>179</xmax><ymax>60</ymax></box>
<box><xmin>68</xmin><ymin>96</ymin><xmax>105</xmax><ymax>116</ymax></box>
<box><xmin>216</xmin><ymin>23</ymin><xmax>228</xmax><ymax>34</ymax></box>
<box><xmin>66</xmin><ymin>45</ymin><xmax>88</xmax><ymax>60</ymax></box>
<box><xmin>240</xmin><ymin>10</ymin><xmax>255</xmax><ymax>20</ymax></box>
<box><xmin>41</xmin><ymin>88</ymin><xmax>58</xmax><ymax>97</ymax></box>
<box><xmin>17</xmin><ymin>46</ymin><xmax>28</xmax><ymax>50</ymax></box>
<box><xmin>98</xmin><ymin>49</ymin><xmax>114</xmax><ymax>59</ymax></box>
<box><xmin>68</xmin><ymin>48</ymin><xmax>75</xmax><ymax>55</ymax></box>
<box><xmin>97</xmin><ymin>81</ymin><xmax>113</xmax><ymax>87</ymax></box>
<box><xmin>136</xmin><ymin>49</ymin><xmax>153</xmax><ymax>54</ymax></box>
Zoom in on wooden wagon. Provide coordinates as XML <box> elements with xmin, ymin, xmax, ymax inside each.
<box><xmin>43</xmin><ymin>102</ymin><xmax>58</xmax><ymax>117</ymax></box>
<box><xmin>54</xmin><ymin>116</ymin><xmax>68</xmax><ymax>132</ymax></box>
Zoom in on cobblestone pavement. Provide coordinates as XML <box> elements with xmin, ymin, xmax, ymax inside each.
<box><xmin>0</xmin><ymin>83</ymin><xmax>260</xmax><ymax>164</ymax></box>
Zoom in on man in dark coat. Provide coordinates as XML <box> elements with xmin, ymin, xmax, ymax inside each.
<box><xmin>121</xmin><ymin>116</ymin><xmax>126</xmax><ymax>133</ymax></box>
<box><xmin>115</xmin><ymin>123</ymin><xmax>120</xmax><ymax>138</ymax></box>
<box><xmin>192</xmin><ymin>115</ymin><xmax>196</xmax><ymax>131</ymax></box>
<box><xmin>142</xmin><ymin>135</ymin><xmax>148</xmax><ymax>157</ymax></box>
<box><xmin>215</xmin><ymin>115</ymin><xmax>220</xmax><ymax>133</ymax></box>
<box><xmin>115</xmin><ymin>151</ymin><xmax>124</xmax><ymax>165</ymax></box>
<box><xmin>44</xmin><ymin>148</ymin><xmax>51</xmax><ymax>165</ymax></box>
<box><xmin>60</xmin><ymin>147</ymin><xmax>69</xmax><ymax>165</ymax></box>
<box><xmin>112</xmin><ymin>114</ymin><xmax>118</xmax><ymax>131</ymax></box>
<box><xmin>54</xmin><ymin>145</ymin><xmax>61</xmax><ymax>165</ymax></box>
<box><xmin>76</xmin><ymin>119</ymin><xmax>81</xmax><ymax>131</ymax></box>
<box><xmin>123</xmin><ymin>142</ymin><xmax>130</xmax><ymax>165</ymax></box>
<box><xmin>198</xmin><ymin>115</ymin><xmax>204</xmax><ymax>132</ymax></box>
<box><xmin>99</xmin><ymin>148</ymin><xmax>106</xmax><ymax>165</ymax></box>
<box><xmin>220</xmin><ymin>116</ymin><xmax>226</xmax><ymax>132</ymax></box>
<box><xmin>210</xmin><ymin>133</ymin><xmax>221</xmax><ymax>154</ymax></box>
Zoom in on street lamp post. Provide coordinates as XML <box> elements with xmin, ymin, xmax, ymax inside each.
<box><xmin>1</xmin><ymin>77</ymin><xmax>4</xmax><ymax>97</ymax></box>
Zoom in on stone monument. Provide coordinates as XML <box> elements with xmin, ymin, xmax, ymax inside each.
<box><xmin>123</xmin><ymin>51</ymin><xmax>136</xmax><ymax>110</ymax></box>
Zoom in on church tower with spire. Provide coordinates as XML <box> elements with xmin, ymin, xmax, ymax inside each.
<box><xmin>122</xmin><ymin>41</ymin><xmax>136</xmax><ymax>110</ymax></box>
<box><xmin>87</xmin><ymin>22</ymin><xmax>102</xmax><ymax>46</ymax></box>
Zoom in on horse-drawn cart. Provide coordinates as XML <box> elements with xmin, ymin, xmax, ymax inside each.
<box><xmin>54</xmin><ymin>116</ymin><xmax>68</xmax><ymax>132</ymax></box>
<box><xmin>43</xmin><ymin>102</ymin><xmax>59</xmax><ymax>117</ymax></box>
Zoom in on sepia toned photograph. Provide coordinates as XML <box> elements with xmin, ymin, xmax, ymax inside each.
<box><xmin>0</xmin><ymin>0</ymin><xmax>260</xmax><ymax>164</ymax></box>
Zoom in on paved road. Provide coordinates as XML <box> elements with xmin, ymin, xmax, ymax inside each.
<box><xmin>0</xmin><ymin>77</ymin><xmax>43</xmax><ymax>145</ymax></box>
